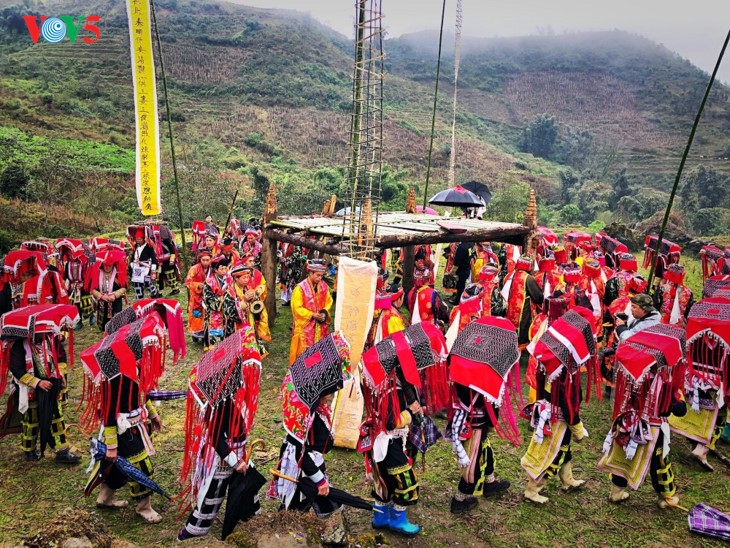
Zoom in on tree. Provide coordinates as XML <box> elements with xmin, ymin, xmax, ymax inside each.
<box><xmin>519</xmin><ymin>114</ymin><xmax>559</xmax><ymax>160</ymax></box>
<box><xmin>691</xmin><ymin>208</ymin><xmax>730</xmax><ymax>236</ymax></box>
<box><xmin>575</xmin><ymin>180</ymin><xmax>614</xmax><ymax>225</ymax></box>
<box><xmin>558</xmin><ymin>170</ymin><xmax>580</xmax><ymax>205</ymax></box>
<box><xmin>615</xmin><ymin>195</ymin><xmax>645</xmax><ymax>223</ymax></box>
<box><xmin>559</xmin><ymin>204</ymin><xmax>582</xmax><ymax>224</ymax></box>
<box><xmin>612</xmin><ymin>169</ymin><xmax>631</xmax><ymax>204</ymax></box>
<box><xmin>483</xmin><ymin>180</ymin><xmax>530</xmax><ymax>223</ymax></box>
<box><xmin>559</xmin><ymin>127</ymin><xmax>594</xmax><ymax>169</ymax></box>
<box><xmin>0</xmin><ymin>163</ymin><xmax>30</xmax><ymax>199</ymax></box>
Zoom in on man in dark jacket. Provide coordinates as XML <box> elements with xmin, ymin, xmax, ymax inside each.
<box><xmin>451</xmin><ymin>241</ymin><xmax>474</xmax><ymax>304</ymax></box>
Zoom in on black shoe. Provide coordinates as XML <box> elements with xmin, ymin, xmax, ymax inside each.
<box><xmin>55</xmin><ymin>448</ymin><xmax>82</xmax><ymax>464</ymax></box>
<box><xmin>25</xmin><ymin>450</ymin><xmax>40</xmax><ymax>462</ymax></box>
<box><xmin>450</xmin><ymin>496</ymin><xmax>478</xmax><ymax>514</ymax></box>
<box><xmin>169</xmin><ymin>289</ymin><xmax>180</xmax><ymax>296</ymax></box>
<box><xmin>483</xmin><ymin>479</ymin><xmax>510</xmax><ymax>497</ymax></box>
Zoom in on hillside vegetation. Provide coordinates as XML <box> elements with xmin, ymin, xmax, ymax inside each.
<box><xmin>0</xmin><ymin>0</ymin><xmax>728</xmax><ymax>249</ymax></box>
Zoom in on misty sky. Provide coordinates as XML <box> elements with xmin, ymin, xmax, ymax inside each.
<box><xmin>239</xmin><ymin>0</ymin><xmax>730</xmax><ymax>84</ymax></box>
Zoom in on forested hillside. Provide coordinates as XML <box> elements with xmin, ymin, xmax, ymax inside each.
<box><xmin>0</xmin><ymin>0</ymin><xmax>728</xmax><ymax>250</ymax></box>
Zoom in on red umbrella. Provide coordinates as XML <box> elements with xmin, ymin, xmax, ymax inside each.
<box><xmin>416</xmin><ymin>205</ymin><xmax>439</xmax><ymax>215</ymax></box>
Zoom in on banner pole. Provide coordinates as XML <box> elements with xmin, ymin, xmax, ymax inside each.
<box><xmin>149</xmin><ymin>0</ymin><xmax>189</xmax><ymax>272</ymax></box>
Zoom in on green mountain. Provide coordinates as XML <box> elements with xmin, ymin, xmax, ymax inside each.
<box><xmin>0</xmin><ymin>0</ymin><xmax>728</xmax><ymax>250</ymax></box>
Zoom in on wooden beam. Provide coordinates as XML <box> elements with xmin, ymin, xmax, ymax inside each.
<box><xmin>376</xmin><ymin>226</ymin><xmax>530</xmax><ymax>249</ymax></box>
<box><xmin>264</xmin><ymin>228</ymin><xmax>347</xmax><ymax>256</ymax></box>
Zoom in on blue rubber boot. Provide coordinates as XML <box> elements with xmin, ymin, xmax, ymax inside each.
<box><xmin>388</xmin><ymin>506</ymin><xmax>420</xmax><ymax>536</ymax></box>
<box><xmin>371</xmin><ymin>503</ymin><xmax>390</xmax><ymax>529</ymax></box>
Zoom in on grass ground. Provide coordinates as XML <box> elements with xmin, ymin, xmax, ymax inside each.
<box><xmin>0</xmin><ymin>254</ymin><xmax>728</xmax><ymax>547</ymax></box>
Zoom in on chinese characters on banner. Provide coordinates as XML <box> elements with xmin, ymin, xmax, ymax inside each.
<box><xmin>127</xmin><ymin>0</ymin><xmax>161</xmax><ymax>216</ymax></box>
<box><xmin>331</xmin><ymin>256</ymin><xmax>377</xmax><ymax>448</ymax></box>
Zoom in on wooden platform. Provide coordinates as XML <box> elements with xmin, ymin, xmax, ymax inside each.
<box><xmin>267</xmin><ymin>212</ymin><xmax>530</xmax><ymax>251</ymax></box>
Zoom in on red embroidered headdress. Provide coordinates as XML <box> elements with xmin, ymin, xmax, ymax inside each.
<box><xmin>0</xmin><ymin>304</ymin><xmax>79</xmax><ymax>395</ymax></box>
<box><xmin>449</xmin><ymin>316</ymin><xmax>522</xmax><ymax>445</ymax></box>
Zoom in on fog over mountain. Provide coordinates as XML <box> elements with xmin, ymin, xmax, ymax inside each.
<box><xmin>236</xmin><ymin>0</ymin><xmax>730</xmax><ymax>84</ymax></box>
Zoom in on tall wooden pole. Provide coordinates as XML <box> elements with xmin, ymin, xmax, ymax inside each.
<box><xmin>261</xmin><ymin>184</ymin><xmax>279</xmax><ymax>325</ymax></box>
<box><xmin>150</xmin><ymin>0</ymin><xmax>189</xmax><ymax>272</ymax></box>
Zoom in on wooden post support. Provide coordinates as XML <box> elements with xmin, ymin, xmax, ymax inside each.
<box><xmin>261</xmin><ymin>184</ymin><xmax>279</xmax><ymax>325</ymax></box>
<box><xmin>522</xmin><ymin>187</ymin><xmax>539</xmax><ymax>255</ymax></box>
<box><xmin>402</xmin><ymin>246</ymin><xmax>415</xmax><ymax>295</ymax></box>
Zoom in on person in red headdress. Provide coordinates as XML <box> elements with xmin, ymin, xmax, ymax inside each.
<box><xmin>1</xmin><ymin>309</ymin><xmax>81</xmax><ymax>464</ymax></box>
<box><xmin>203</xmin><ymin>256</ymin><xmax>230</xmax><ymax>349</ymax></box>
<box><xmin>130</xmin><ymin>229</ymin><xmax>160</xmax><ymax>301</ymax></box>
<box><xmin>241</xmin><ymin>228</ymin><xmax>262</xmax><ymax>264</ymax></box>
<box><xmin>220</xmin><ymin>237</ymin><xmax>240</xmax><ymax>265</ymax></box>
<box><xmin>223</xmin><ymin>262</ymin><xmax>271</xmax><ymax>355</ymax></box>
<box><xmin>501</xmin><ymin>256</ymin><xmax>544</xmax><ymax>347</ymax></box>
<box><xmin>535</xmin><ymin>257</ymin><xmax>560</xmax><ymax>301</ymax></box>
<box><xmin>375</xmin><ymin>284</ymin><xmax>408</xmax><ymax>341</ymax></box>
<box><xmin>86</xmin><ymin>250</ymin><xmax>128</xmax><ymax>331</ymax></box>
<box><xmin>470</xmin><ymin>242</ymin><xmax>498</xmax><ymax>284</ymax></box>
<box><xmin>605</xmin><ymin>253</ymin><xmax>640</xmax><ymax>305</ymax></box>
<box><xmin>18</xmin><ymin>267</ymin><xmax>69</xmax><ymax>308</ymax></box>
<box><xmin>407</xmin><ymin>266</ymin><xmax>449</xmax><ymax>329</ymax></box>
<box><xmin>654</xmin><ymin>264</ymin><xmax>694</xmax><ymax>326</ymax></box>
<box><xmin>521</xmin><ymin>307</ymin><xmax>596</xmax><ymax>504</ymax></box>
<box><xmin>185</xmin><ymin>250</ymin><xmax>212</xmax><ymax>343</ymax></box>
<box><xmin>475</xmin><ymin>264</ymin><xmax>506</xmax><ymax>318</ymax></box>
<box><xmin>288</xmin><ymin>259</ymin><xmax>333</xmax><ymax>365</ymax></box>
<box><xmin>200</xmin><ymin>232</ymin><xmax>220</xmax><ymax>258</ymax></box>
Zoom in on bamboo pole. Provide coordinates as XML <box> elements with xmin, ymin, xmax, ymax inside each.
<box><xmin>647</xmin><ymin>28</ymin><xmax>730</xmax><ymax>287</ymax></box>
<box><xmin>150</xmin><ymin>0</ymin><xmax>188</xmax><ymax>272</ymax></box>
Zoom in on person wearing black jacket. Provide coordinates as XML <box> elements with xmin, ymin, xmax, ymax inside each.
<box><xmin>129</xmin><ymin>229</ymin><xmax>160</xmax><ymax>300</ymax></box>
<box><xmin>8</xmin><ymin>335</ymin><xmax>80</xmax><ymax>463</ymax></box>
<box><xmin>450</xmin><ymin>241</ymin><xmax>474</xmax><ymax>304</ymax></box>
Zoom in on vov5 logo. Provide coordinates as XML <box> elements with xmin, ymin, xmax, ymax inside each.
<box><xmin>22</xmin><ymin>16</ymin><xmax>101</xmax><ymax>44</ymax></box>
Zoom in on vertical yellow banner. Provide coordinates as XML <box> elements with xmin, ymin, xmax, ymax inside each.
<box><xmin>127</xmin><ymin>0</ymin><xmax>161</xmax><ymax>216</ymax></box>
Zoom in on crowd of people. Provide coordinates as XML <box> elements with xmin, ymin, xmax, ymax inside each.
<box><xmin>0</xmin><ymin>219</ymin><xmax>728</xmax><ymax>543</ymax></box>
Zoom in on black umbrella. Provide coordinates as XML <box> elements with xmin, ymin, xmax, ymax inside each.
<box><xmin>460</xmin><ymin>181</ymin><xmax>492</xmax><ymax>207</ymax></box>
<box><xmin>84</xmin><ymin>439</ymin><xmax>170</xmax><ymax>498</ymax></box>
<box><xmin>298</xmin><ymin>477</ymin><xmax>377</xmax><ymax>512</ymax></box>
<box><xmin>428</xmin><ymin>185</ymin><xmax>484</xmax><ymax>208</ymax></box>
<box><xmin>222</xmin><ymin>465</ymin><xmax>267</xmax><ymax>540</ymax></box>
<box><xmin>271</xmin><ymin>469</ymin><xmax>376</xmax><ymax>513</ymax></box>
